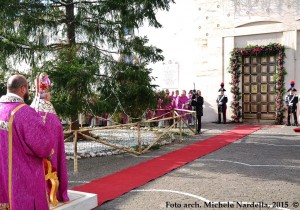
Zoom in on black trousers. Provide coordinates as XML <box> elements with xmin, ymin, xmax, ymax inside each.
<box><xmin>196</xmin><ymin>114</ymin><xmax>202</xmax><ymax>132</ymax></box>
<box><xmin>287</xmin><ymin>106</ymin><xmax>298</xmax><ymax>125</ymax></box>
<box><xmin>218</xmin><ymin>111</ymin><xmax>226</xmax><ymax>123</ymax></box>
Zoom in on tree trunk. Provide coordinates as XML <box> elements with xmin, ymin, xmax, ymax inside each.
<box><xmin>66</xmin><ymin>0</ymin><xmax>78</xmax><ymax>131</ymax></box>
<box><xmin>66</xmin><ymin>0</ymin><xmax>76</xmax><ymax>46</ymax></box>
<box><xmin>70</xmin><ymin>115</ymin><xmax>79</xmax><ymax>130</ymax></box>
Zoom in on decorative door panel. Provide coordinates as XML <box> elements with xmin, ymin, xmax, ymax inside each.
<box><xmin>261</xmin><ymin>75</ymin><xmax>268</xmax><ymax>83</ymax></box>
<box><xmin>251</xmin><ymin>94</ymin><xmax>257</xmax><ymax>102</ymax></box>
<box><xmin>244</xmin><ymin>57</ymin><xmax>250</xmax><ymax>64</ymax></box>
<box><xmin>251</xmin><ymin>75</ymin><xmax>257</xmax><ymax>83</ymax></box>
<box><xmin>261</xmin><ymin>113</ymin><xmax>275</xmax><ymax>119</ymax></box>
<box><xmin>252</xmin><ymin>57</ymin><xmax>257</xmax><ymax>64</ymax></box>
<box><xmin>251</xmin><ymin>84</ymin><xmax>258</xmax><ymax>93</ymax></box>
<box><xmin>269</xmin><ymin>65</ymin><xmax>275</xmax><ymax>73</ymax></box>
<box><xmin>251</xmin><ymin>66</ymin><xmax>258</xmax><ymax>74</ymax></box>
<box><xmin>261</xmin><ymin>65</ymin><xmax>268</xmax><ymax>73</ymax></box>
<box><xmin>244</xmin><ymin>66</ymin><xmax>250</xmax><ymax>74</ymax></box>
<box><xmin>244</xmin><ymin>104</ymin><xmax>250</xmax><ymax>112</ymax></box>
<box><xmin>251</xmin><ymin>104</ymin><xmax>258</xmax><ymax>112</ymax></box>
<box><xmin>261</xmin><ymin>94</ymin><xmax>267</xmax><ymax>102</ymax></box>
<box><xmin>244</xmin><ymin>95</ymin><xmax>250</xmax><ymax>102</ymax></box>
<box><xmin>269</xmin><ymin>104</ymin><xmax>275</xmax><ymax>112</ymax></box>
<box><xmin>269</xmin><ymin>95</ymin><xmax>275</xmax><ymax>102</ymax></box>
<box><xmin>244</xmin><ymin>113</ymin><xmax>257</xmax><ymax>118</ymax></box>
<box><xmin>244</xmin><ymin>85</ymin><xmax>250</xmax><ymax>93</ymax></box>
<box><xmin>261</xmin><ymin>104</ymin><xmax>268</xmax><ymax>112</ymax></box>
<box><xmin>242</xmin><ymin>55</ymin><xmax>276</xmax><ymax>122</ymax></box>
<box><xmin>261</xmin><ymin>84</ymin><xmax>268</xmax><ymax>93</ymax></box>
<box><xmin>244</xmin><ymin>75</ymin><xmax>250</xmax><ymax>83</ymax></box>
<box><xmin>269</xmin><ymin>55</ymin><xmax>276</xmax><ymax>63</ymax></box>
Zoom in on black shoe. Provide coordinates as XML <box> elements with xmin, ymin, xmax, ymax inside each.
<box><xmin>286</xmin><ymin>123</ymin><xmax>291</xmax><ymax>126</ymax></box>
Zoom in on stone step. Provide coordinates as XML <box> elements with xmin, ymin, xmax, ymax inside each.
<box><xmin>50</xmin><ymin>190</ymin><xmax>97</xmax><ymax>210</ymax></box>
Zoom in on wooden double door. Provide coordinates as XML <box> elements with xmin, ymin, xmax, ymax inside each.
<box><xmin>242</xmin><ymin>55</ymin><xmax>276</xmax><ymax>122</ymax></box>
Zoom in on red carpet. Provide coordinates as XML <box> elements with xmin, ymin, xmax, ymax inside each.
<box><xmin>294</xmin><ymin>127</ymin><xmax>300</xmax><ymax>132</ymax></box>
<box><xmin>72</xmin><ymin>125</ymin><xmax>262</xmax><ymax>206</ymax></box>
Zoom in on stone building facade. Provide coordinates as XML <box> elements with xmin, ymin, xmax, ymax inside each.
<box><xmin>140</xmin><ymin>0</ymin><xmax>300</xmax><ymax>123</ymax></box>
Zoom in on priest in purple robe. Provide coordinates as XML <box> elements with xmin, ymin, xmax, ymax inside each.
<box><xmin>31</xmin><ymin>72</ymin><xmax>70</xmax><ymax>203</ymax></box>
<box><xmin>0</xmin><ymin>75</ymin><xmax>54</xmax><ymax>210</ymax></box>
<box><xmin>177</xmin><ymin>90</ymin><xmax>189</xmax><ymax>121</ymax></box>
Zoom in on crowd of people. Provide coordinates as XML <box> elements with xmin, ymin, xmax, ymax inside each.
<box><xmin>3</xmin><ymin>71</ymin><xmax>300</xmax><ymax>210</ymax></box>
<box><xmin>12</xmin><ymin>73</ymin><xmax>300</xmax><ymax>210</ymax></box>
<box><xmin>147</xmin><ymin>88</ymin><xmax>204</xmax><ymax>134</ymax></box>
<box><xmin>0</xmin><ymin>73</ymin><xmax>231</xmax><ymax>210</ymax></box>
<box><xmin>86</xmin><ymin>80</ymin><xmax>299</xmax><ymax>129</ymax></box>
<box><xmin>151</xmin><ymin>83</ymin><xmax>229</xmax><ymax>133</ymax></box>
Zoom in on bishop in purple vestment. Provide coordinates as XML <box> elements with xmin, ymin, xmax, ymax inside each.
<box><xmin>31</xmin><ymin>73</ymin><xmax>70</xmax><ymax>203</ymax></box>
<box><xmin>0</xmin><ymin>75</ymin><xmax>54</xmax><ymax>210</ymax></box>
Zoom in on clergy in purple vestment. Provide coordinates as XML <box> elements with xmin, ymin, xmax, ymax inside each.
<box><xmin>177</xmin><ymin>90</ymin><xmax>189</xmax><ymax>121</ymax></box>
<box><xmin>163</xmin><ymin>90</ymin><xmax>173</xmax><ymax>126</ymax></box>
<box><xmin>0</xmin><ymin>75</ymin><xmax>54</xmax><ymax>210</ymax></box>
<box><xmin>31</xmin><ymin>73</ymin><xmax>70</xmax><ymax>203</ymax></box>
<box><xmin>172</xmin><ymin>90</ymin><xmax>179</xmax><ymax>109</ymax></box>
<box><xmin>177</xmin><ymin>90</ymin><xmax>189</xmax><ymax>110</ymax></box>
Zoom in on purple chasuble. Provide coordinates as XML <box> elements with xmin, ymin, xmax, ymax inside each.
<box><xmin>31</xmin><ymin>99</ymin><xmax>70</xmax><ymax>202</ymax></box>
<box><xmin>0</xmin><ymin>95</ymin><xmax>53</xmax><ymax>210</ymax></box>
<box><xmin>178</xmin><ymin>95</ymin><xmax>189</xmax><ymax>109</ymax></box>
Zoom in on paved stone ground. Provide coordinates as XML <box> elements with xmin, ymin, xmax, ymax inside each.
<box><xmin>67</xmin><ymin>123</ymin><xmax>300</xmax><ymax>210</ymax></box>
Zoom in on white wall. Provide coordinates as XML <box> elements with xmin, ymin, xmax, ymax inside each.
<box><xmin>140</xmin><ymin>0</ymin><xmax>300</xmax><ymax>122</ymax></box>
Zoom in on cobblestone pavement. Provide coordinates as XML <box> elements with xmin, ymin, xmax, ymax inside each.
<box><xmin>67</xmin><ymin>123</ymin><xmax>300</xmax><ymax>210</ymax></box>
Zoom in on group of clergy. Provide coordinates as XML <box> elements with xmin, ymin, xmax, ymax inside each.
<box><xmin>153</xmin><ymin>89</ymin><xmax>194</xmax><ymax>127</ymax></box>
<box><xmin>152</xmin><ymin>83</ymin><xmax>229</xmax><ymax>128</ymax></box>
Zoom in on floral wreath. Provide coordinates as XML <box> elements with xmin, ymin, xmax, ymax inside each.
<box><xmin>229</xmin><ymin>43</ymin><xmax>286</xmax><ymax>124</ymax></box>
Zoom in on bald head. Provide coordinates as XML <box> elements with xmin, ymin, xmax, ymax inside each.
<box><xmin>7</xmin><ymin>75</ymin><xmax>28</xmax><ymax>93</ymax></box>
<box><xmin>7</xmin><ymin>75</ymin><xmax>29</xmax><ymax>100</ymax></box>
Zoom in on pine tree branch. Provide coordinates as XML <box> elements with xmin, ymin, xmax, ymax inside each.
<box><xmin>0</xmin><ymin>35</ymin><xmax>31</xmax><ymax>50</ymax></box>
<box><xmin>94</xmin><ymin>74</ymin><xmax>112</xmax><ymax>78</ymax></box>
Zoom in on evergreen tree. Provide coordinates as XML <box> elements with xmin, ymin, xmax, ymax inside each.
<box><xmin>0</xmin><ymin>0</ymin><xmax>174</xmax><ymax>128</ymax></box>
<box><xmin>0</xmin><ymin>71</ymin><xmax>6</xmax><ymax>97</ymax></box>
